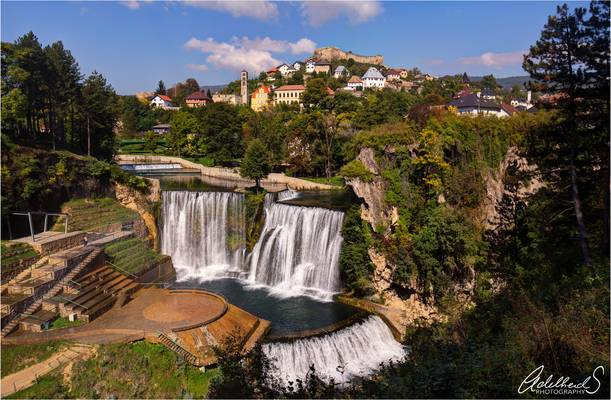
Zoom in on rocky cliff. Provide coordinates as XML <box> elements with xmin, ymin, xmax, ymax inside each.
<box><xmin>313</xmin><ymin>47</ymin><xmax>383</xmax><ymax>65</ymax></box>
<box><xmin>113</xmin><ymin>178</ymin><xmax>160</xmax><ymax>250</ymax></box>
<box><xmin>344</xmin><ymin>146</ymin><xmax>542</xmax><ymax>331</ymax></box>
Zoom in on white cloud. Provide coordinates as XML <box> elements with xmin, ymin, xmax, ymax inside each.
<box><xmin>459</xmin><ymin>51</ymin><xmax>526</xmax><ymax>68</ymax></box>
<box><xmin>182</xmin><ymin>0</ymin><xmax>278</xmax><ymax>21</ymax></box>
<box><xmin>232</xmin><ymin>37</ymin><xmax>316</xmax><ymax>54</ymax></box>
<box><xmin>301</xmin><ymin>1</ymin><xmax>382</xmax><ymax>27</ymax></box>
<box><xmin>120</xmin><ymin>1</ymin><xmax>141</xmax><ymax>10</ymax></box>
<box><xmin>184</xmin><ymin>36</ymin><xmax>317</xmax><ymax>73</ymax></box>
<box><xmin>186</xmin><ymin>63</ymin><xmax>209</xmax><ymax>72</ymax></box>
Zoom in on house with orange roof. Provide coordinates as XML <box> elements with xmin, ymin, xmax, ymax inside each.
<box><xmin>150</xmin><ymin>94</ymin><xmax>176</xmax><ymax>109</ymax></box>
<box><xmin>251</xmin><ymin>85</ymin><xmax>272</xmax><ymax>112</ymax></box>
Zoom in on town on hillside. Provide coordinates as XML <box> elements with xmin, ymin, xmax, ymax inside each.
<box><xmin>146</xmin><ymin>49</ymin><xmax>536</xmax><ymax>119</ymax></box>
<box><xmin>1</xmin><ymin>0</ymin><xmax>608</xmax><ymax>397</ymax></box>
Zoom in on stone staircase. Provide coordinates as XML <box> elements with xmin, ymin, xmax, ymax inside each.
<box><xmin>157</xmin><ymin>331</ymin><xmax>202</xmax><ymax>366</ymax></box>
<box><xmin>1</xmin><ymin>247</ymin><xmax>102</xmax><ymax>337</ymax></box>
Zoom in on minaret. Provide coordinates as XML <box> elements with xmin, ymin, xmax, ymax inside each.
<box><xmin>240</xmin><ymin>70</ymin><xmax>248</xmax><ymax>105</ymax></box>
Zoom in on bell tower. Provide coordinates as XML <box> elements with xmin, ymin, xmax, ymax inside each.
<box><xmin>240</xmin><ymin>70</ymin><xmax>248</xmax><ymax>105</ymax></box>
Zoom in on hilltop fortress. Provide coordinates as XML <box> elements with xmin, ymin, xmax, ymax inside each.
<box><xmin>313</xmin><ymin>46</ymin><xmax>384</xmax><ymax>65</ymax></box>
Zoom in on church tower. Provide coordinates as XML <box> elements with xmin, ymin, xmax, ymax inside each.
<box><xmin>240</xmin><ymin>70</ymin><xmax>248</xmax><ymax>105</ymax></box>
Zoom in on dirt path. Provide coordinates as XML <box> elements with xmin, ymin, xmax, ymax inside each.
<box><xmin>0</xmin><ymin>344</ymin><xmax>95</xmax><ymax>397</ymax></box>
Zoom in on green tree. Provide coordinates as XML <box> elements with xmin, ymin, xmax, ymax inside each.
<box><xmin>302</xmin><ymin>78</ymin><xmax>328</xmax><ymax>108</ymax></box>
<box><xmin>80</xmin><ymin>71</ymin><xmax>120</xmax><ymax>160</ymax></box>
<box><xmin>169</xmin><ymin>110</ymin><xmax>202</xmax><ymax>156</ymax></box>
<box><xmin>523</xmin><ymin>2</ymin><xmax>609</xmax><ymax>266</ymax></box>
<box><xmin>240</xmin><ymin>138</ymin><xmax>271</xmax><ymax>191</ymax></box>
<box><xmin>143</xmin><ymin>131</ymin><xmax>157</xmax><ymax>153</ymax></box>
<box><xmin>199</xmin><ymin>103</ymin><xmax>243</xmax><ymax>164</ymax></box>
<box><xmin>154</xmin><ymin>80</ymin><xmax>166</xmax><ymax>95</ymax></box>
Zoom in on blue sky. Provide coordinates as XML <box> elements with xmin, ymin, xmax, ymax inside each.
<box><xmin>1</xmin><ymin>1</ymin><xmax>583</xmax><ymax>94</ymax></box>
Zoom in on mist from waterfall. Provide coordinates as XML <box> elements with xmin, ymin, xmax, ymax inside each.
<box><xmin>263</xmin><ymin>316</ymin><xmax>406</xmax><ymax>385</ymax></box>
<box><xmin>248</xmin><ymin>202</ymin><xmax>344</xmax><ymax>300</ymax></box>
<box><xmin>161</xmin><ymin>191</ymin><xmax>245</xmax><ymax>280</ymax></box>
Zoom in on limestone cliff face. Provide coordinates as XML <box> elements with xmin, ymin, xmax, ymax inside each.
<box><xmin>346</xmin><ymin>148</ymin><xmax>398</xmax><ymax>232</ymax></box>
<box><xmin>346</xmin><ymin>147</ymin><xmax>440</xmax><ymax>327</ymax></box>
<box><xmin>313</xmin><ymin>47</ymin><xmax>383</xmax><ymax>65</ymax></box>
<box><xmin>482</xmin><ymin>146</ymin><xmax>543</xmax><ymax>232</ymax></box>
<box><xmin>113</xmin><ymin>178</ymin><xmax>160</xmax><ymax>250</ymax></box>
<box><xmin>344</xmin><ymin>146</ymin><xmax>542</xmax><ymax>330</ymax></box>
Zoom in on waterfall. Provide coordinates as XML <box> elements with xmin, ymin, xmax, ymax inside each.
<box><xmin>248</xmin><ymin>203</ymin><xmax>344</xmax><ymax>300</ymax></box>
<box><xmin>161</xmin><ymin>191</ymin><xmax>245</xmax><ymax>280</ymax></box>
<box><xmin>276</xmin><ymin>188</ymin><xmax>300</xmax><ymax>202</ymax></box>
<box><xmin>263</xmin><ymin>316</ymin><xmax>406</xmax><ymax>385</ymax></box>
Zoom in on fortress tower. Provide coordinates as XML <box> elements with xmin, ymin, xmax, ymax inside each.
<box><xmin>240</xmin><ymin>70</ymin><xmax>248</xmax><ymax>105</ymax></box>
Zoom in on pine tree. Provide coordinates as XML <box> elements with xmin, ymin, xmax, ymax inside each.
<box><xmin>155</xmin><ymin>80</ymin><xmax>166</xmax><ymax>95</ymax></box>
<box><xmin>523</xmin><ymin>1</ymin><xmax>609</xmax><ymax>266</ymax></box>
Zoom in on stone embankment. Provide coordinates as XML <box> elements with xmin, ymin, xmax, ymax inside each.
<box><xmin>116</xmin><ymin>155</ymin><xmax>336</xmax><ymax>190</ymax></box>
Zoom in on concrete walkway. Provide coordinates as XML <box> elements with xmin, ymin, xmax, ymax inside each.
<box><xmin>0</xmin><ymin>344</ymin><xmax>94</xmax><ymax>397</ymax></box>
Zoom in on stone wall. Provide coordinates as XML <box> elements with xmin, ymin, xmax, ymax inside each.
<box><xmin>115</xmin><ymin>154</ymin><xmax>337</xmax><ymax>191</ymax></box>
<box><xmin>313</xmin><ymin>46</ymin><xmax>384</xmax><ymax>65</ymax></box>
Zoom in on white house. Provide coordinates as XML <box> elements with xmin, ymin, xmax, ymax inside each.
<box><xmin>449</xmin><ymin>94</ymin><xmax>516</xmax><ymax>118</ymax></box>
<box><xmin>293</xmin><ymin>61</ymin><xmax>304</xmax><ymax>71</ymax></box>
<box><xmin>305</xmin><ymin>60</ymin><xmax>316</xmax><ymax>74</ymax></box>
<box><xmin>277</xmin><ymin>64</ymin><xmax>291</xmax><ymax>76</ymax></box>
<box><xmin>150</xmin><ymin>95</ymin><xmax>175</xmax><ymax>109</ymax></box>
<box><xmin>386</xmin><ymin>69</ymin><xmax>402</xmax><ymax>81</ymax></box>
<box><xmin>480</xmin><ymin>88</ymin><xmax>497</xmax><ymax>101</ymax></box>
<box><xmin>362</xmin><ymin>67</ymin><xmax>386</xmax><ymax>89</ymax></box>
<box><xmin>333</xmin><ymin>65</ymin><xmax>350</xmax><ymax>79</ymax></box>
<box><xmin>510</xmin><ymin>91</ymin><xmax>533</xmax><ymax>109</ymax></box>
<box><xmin>347</xmin><ymin>75</ymin><xmax>363</xmax><ymax>90</ymax></box>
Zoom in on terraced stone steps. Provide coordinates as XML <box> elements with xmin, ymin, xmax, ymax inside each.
<box><xmin>1</xmin><ymin>247</ymin><xmax>102</xmax><ymax>337</ymax></box>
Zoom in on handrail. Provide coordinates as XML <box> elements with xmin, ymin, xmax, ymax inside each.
<box><xmin>105</xmin><ymin>260</ymin><xmax>138</xmax><ymax>279</ymax></box>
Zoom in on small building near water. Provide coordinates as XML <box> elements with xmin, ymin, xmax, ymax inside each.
<box><xmin>152</xmin><ymin>124</ymin><xmax>170</xmax><ymax>135</ymax></box>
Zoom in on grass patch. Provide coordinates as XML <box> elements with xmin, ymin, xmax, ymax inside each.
<box><xmin>301</xmin><ymin>175</ymin><xmax>346</xmax><ymax>187</ymax></box>
<box><xmin>1</xmin><ymin>241</ymin><xmax>39</xmax><ymax>268</ymax></box>
<box><xmin>5</xmin><ymin>373</ymin><xmax>71</xmax><ymax>399</ymax></box>
<box><xmin>52</xmin><ymin>197</ymin><xmax>139</xmax><ymax>233</ymax></box>
<box><xmin>105</xmin><ymin>237</ymin><xmax>162</xmax><ymax>276</ymax></box>
<box><xmin>48</xmin><ymin>317</ymin><xmax>86</xmax><ymax>330</ymax></box>
<box><xmin>1</xmin><ymin>341</ymin><xmax>67</xmax><ymax>377</ymax></box>
<box><xmin>184</xmin><ymin>156</ymin><xmax>216</xmax><ymax>167</ymax></box>
<box><xmin>70</xmin><ymin>341</ymin><xmax>218</xmax><ymax>399</ymax></box>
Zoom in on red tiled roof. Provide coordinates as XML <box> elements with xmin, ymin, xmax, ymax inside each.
<box><xmin>267</xmin><ymin>67</ymin><xmax>278</xmax><ymax>73</ymax></box>
<box><xmin>501</xmin><ymin>103</ymin><xmax>518</xmax><ymax>115</ymax></box>
<box><xmin>275</xmin><ymin>85</ymin><xmax>305</xmax><ymax>91</ymax></box>
<box><xmin>326</xmin><ymin>87</ymin><xmax>335</xmax><ymax>95</ymax></box>
<box><xmin>251</xmin><ymin>85</ymin><xmax>271</xmax><ymax>97</ymax></box>
<box><xmin>386</xmin><ymin>69</ymin><xmax>402</xmax><ymax>75</ymax></box>
<box><xmin>157</xmin><ymin>95</ymin><xmax>172</xmax><ymax>102</ymax></box>
<box><xmin>348</xmin><ymin>75</ymin><xmax>362</xmax><ymax>83</ymax></box>
<box><xmin>185</xmin><ymin>91</ymin><xmax>210</xmax><ymax>100</ymax></box>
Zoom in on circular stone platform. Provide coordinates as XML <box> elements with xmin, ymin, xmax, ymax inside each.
<box><xmin>142</xmin><ymin>290</ymin><xmax>226</xmax><ymax>325</ymax></box>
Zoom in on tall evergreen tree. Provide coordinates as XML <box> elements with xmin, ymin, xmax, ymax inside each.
<box><xmin>523</xmin><ymin>2</ymin><xmax>609</xmax><ymax>266</ymax></box>
<box><xmin>155</xmin><ymin>80</ymin><xmax>166</xmax><ymax>95</ymax></box>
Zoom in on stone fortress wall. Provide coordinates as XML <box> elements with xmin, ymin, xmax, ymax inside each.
<box><xmin>313</xmin><ymin>46</ymin><xmax>384</xmax><ymax>65</ymax></box>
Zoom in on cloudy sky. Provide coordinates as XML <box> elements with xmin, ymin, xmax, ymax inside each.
<box><xmin>1</xmin><ymin>1</ymin><xmax>579</xmax><ymax>94</ymax></box>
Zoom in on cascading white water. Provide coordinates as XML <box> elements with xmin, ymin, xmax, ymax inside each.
<box><xmin>248</xmin><ymin>202</ymin><xmax>344</xmax><ymax>300</ymax></box>
<box><xmin>161</xmin><ymin>191</ymin><xmax>245</xmax><ymax>280</ymax></box>
<box><xmin>276</xmin><ymin>188</ymin><xmax>300</xmax><ymax>202</ymax></box>
<box><xmin>263</xmin><ymin>316</ymin><xmax>406</xmax><ymax>385</ymax></box>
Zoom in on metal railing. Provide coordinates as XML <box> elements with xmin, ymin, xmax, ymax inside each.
<box><xmin>9</xmin><ymin>212</ymin><xmax>69</xmax><ymax>242</ymax></box>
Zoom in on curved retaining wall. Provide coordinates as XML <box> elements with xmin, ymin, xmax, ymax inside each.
<box><xmin>168</xmin><ymin>288</ymin><xmax>229</xmax><ymax>332</ymax></box>
<box><xmin>116</xmin><ymin>155</ymin><xmax>337</xmax><ymax>191</ymax></box>
<box><xmin>265</xmin><ymin>311</ymin><xmax>369</xmax><ymax>342</ymax></box>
